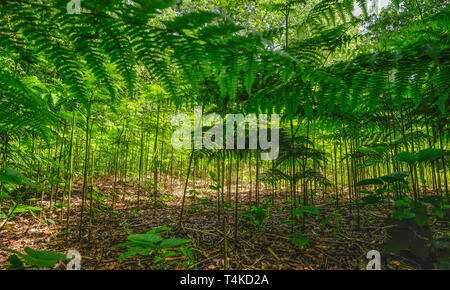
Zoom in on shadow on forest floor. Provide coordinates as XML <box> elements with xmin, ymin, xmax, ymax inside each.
<box><xmin>1</xmin><ymin>176</ymin><xmax>443</xmax><ymax>270</ymax></box>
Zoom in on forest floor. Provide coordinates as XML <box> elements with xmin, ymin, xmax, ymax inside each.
<box><xmin>0</xmin><ymin>176</ymin><xmax>447</xmax><ymax>270</ymax></box>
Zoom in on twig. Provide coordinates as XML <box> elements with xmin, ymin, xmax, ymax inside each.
<box><xmin>188</xmin><ymin>253</ymin><xmax>221</xmax><ymax>269</ymax></box>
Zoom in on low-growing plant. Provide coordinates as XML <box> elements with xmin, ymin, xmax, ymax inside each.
<box><xmin>239</xmin><ymin>206</ymin><xmax>271</xmax><ymax>229</ymax></box>
<box><xmin>321</xmin><ymin>211</ymin><xmax>343</xmax><ymax>235</ymax></box>
<box><xmin>115</xmin><ymin>226</ymin><xmax>199</xmax><ymax>269</ymax></box>
<box><xmin>280</xmin><ymin>201</ymin><xmax>320</xmax><ymax>226</ymax></box>
<box><xmin>289</xmin><ymin>232</ymin><xmax>312</xmax><ymax>249</ymax></box>
<box><xmin>3</xmin><ymin>247</ymin><xmax>71</xmax><ymax>270</ymax></box>
<box><xmin>383</xmin><ymin>196</ymin><xmax>450</xmax><ymax>269</ymax></box>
